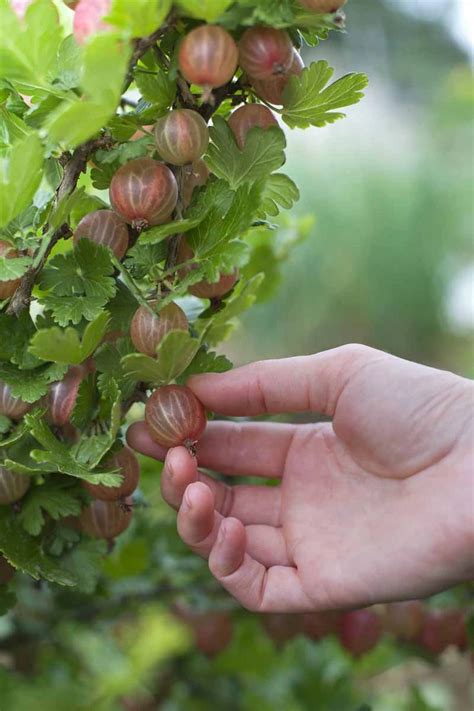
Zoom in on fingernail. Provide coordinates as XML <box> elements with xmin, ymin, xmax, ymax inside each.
<box><xmin>165</xmin><ymin>460</ymin><xmax>173</xmax><ymax>480</ymax></box>
<box><xmin>183</xmin><ymin>487</ymin><xmax>194</xmax><ymax>509</ymax></box>
<box><xmin>218</xmin><ymin>521</ymin><xmax>227</xmax><ymax>545</ymax></box>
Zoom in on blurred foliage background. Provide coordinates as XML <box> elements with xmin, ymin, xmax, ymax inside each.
<box><xmin>1</xmin><ymin>1</ymin><xmax>473</xmax><ymax>710</ymax></box>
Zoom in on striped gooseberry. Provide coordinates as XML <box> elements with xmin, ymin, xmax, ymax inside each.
<box><xmin>177</xmin><ymin>239</ymin><xmax>239</xmax><ymax>299</ymax></box>
<box><xmin>73</xmin><ymin>209</ymin><xmax>130</xmax><ymax>259</ymax></box>
<box><xmin>83</xmin><ymin>447</ymin><xmax>140</xmax><ymax>501</ymax></box>
<box><xmin>228</xmin><ymin>104</ymin><xmax>278</xmax><ymax>149</ymax></box>
<box><xmin>130</xmin><ymin>301</ymin><xmax>188</xmax><ymax>358</ymax></box>
<box><xmin>178</xmin><ymin>25</ymin><xmax>239</xmax><ymax>95</ymax></box>
<box><xmin>0</xmin><ymin>380</ymin><xmax>30</xmax><ymax>420</ymax></box>
<box><xmin>298</xmin><ymin>0</ymin><xmax>346</xmax><ymax>11</ymax></box>
<box><xmin>0</xmin><ymin>555</ymin><xmax>15</xmax><ymax>584</ymax></box>
<box><xmin>79</xmin><ymin>497</ymin><xmax>132</xmax><ymax>539</ymax></box>
<box><xmin>0</xmin><ymin>240</ymin><xmax>21</xmax><ymax>300</ymax></box>
<box><xmin>73</xmin><ymin>0</ymin><xmax>111</xmax><ymax>45</ymax></box>
<box><xmin>383</xmin><ymin>601</ymin><xmax>424</xmax><ymax>642</ymax></box>
<box><xmin>239</xmin><ymin>26</ymin><xmax>293</xmax><ymax>81</ymax></box>
<box><xmin>145</xmin><ymin>385</ymin><xmax>207</xmax><ymax>450</ymax></box>
<box><xmin>339</xmin><ymin>609</ymin><xmax>382</xmax><ymax>657</ymax></box>
<box><xmin>0</xmin><ymin>466</ymin><xmax>30</xmax><ymax>505</ymax></box>
<box><xmin>154</xmin><ymin>110</ymin><xmax>209</xmax><ymax>167</ymax></box>
<box><xmin>250</xmin><ymin>49</ymin><xmax>304</xmax><ymax>106</ymax></box>
<box><xmin>182</xmin><ymin>160</ymin><xmax>210</xmax><ymax>208</ymax></box>
<box><xmin>109</xmin><ymin>158</ymin><xmax>178</xmax><ymax>231</ymax></box>
<box><xmin>48</xmin><ymin>365</ymin><xmax>85</xmax><ymax>427</ymax></box>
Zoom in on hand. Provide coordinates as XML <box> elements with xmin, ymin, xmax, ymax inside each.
<box><xmin>128</xmin><ymin>344</ymin><xmax>474</xmax><ymax>613</ymax></box>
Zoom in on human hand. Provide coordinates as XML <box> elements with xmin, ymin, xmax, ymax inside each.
<box><xmin>128</xmin><ymin>345</ymin><xmax>474</xmax><ymax>613</ymax></box>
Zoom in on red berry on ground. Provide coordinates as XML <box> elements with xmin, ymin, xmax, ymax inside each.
<box><xmin>154</xmin><ymin>110</ymin><xmax>209</xmax><ymax>167</ymax></box>
<box><xmin>239</xmin><ymin>26</ymin><xmax>293</xmax><ymax>81</ymax></box>
<box><xmin>228</xmin><ymin>104</ymin><xmax>278</xmax><ymax>149</ymax></box>
<box><xmin>73</xmin><ymin>209</ymin><xmax>130</xmax><ymax>259</ymax></box>
<box><xmin>145</xmin><ymin>385</ymin><xmax>207</xmax><ymax>450</ymax></box>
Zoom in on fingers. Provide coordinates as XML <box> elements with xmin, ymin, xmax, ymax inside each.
<box><xmin>208</xmin><ymin>518</ymin><xmax>313</xmax><ymax>612</ymax></box>
<box><xmin>178</xmin><ymin>482</ymin><xmax>290</xmax><ymax>567</ymax></box>
<box><xmin>188</xmin><ymin>344</ymin><xmax>376</xmax><ymax>417</ymax></box>
<box><xmin>127</xmin><ymin>420</ymin><xmax>295</xmax><ymax>479</ymax></box>
<box><xmin>161</xmin><ymin>447</ymin><xmax>281</xmax><ymax>526</ymax></box>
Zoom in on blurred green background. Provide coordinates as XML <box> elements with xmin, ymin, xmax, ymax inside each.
<box><xmin>229</xmin><ymin>0</ymin><xmax>474</xmax><ymax>377</ymax></box>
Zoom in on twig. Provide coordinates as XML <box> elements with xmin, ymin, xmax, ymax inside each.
<box><xmin>122</xmin><ymin>13</ymin><xmax>176</xmax><ymax>94</ymax></box>
<box><xmin>165</xmin><ymin>167</ymin><xmax>186</xmax><ymax>273</ymax></box>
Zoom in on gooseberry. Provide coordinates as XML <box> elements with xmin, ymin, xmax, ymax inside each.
<box><xmin>178</xmin><ymin>25</ymin><xmax>239</xmax><ymax>95</ymax></box>
<box><xmin>228</xmin><ymin>104</ymin><xmax>278</xmax><ymax>149</ymax></box>
<box><xmin>261</xmin><ymin>614</ymin><xmax>305</xmax><ymax>646</ymax></box>
<box><xmin>73</xmin><ymin>209</ymin><xmax>130</xmax><ymax>259</ymax></box>
<box><xmin>250</xmin><ymin>49</ymin><xmax>304</xmax><ymax>106</ymax></box>
<box><xmin>154</xmin><ymin>110</ymin><xmax>209</xmax><ymax>167</ymax></box>
<box><xmin>130</xmin><ymin>301</ymin><xmax>188</xmax><ymax>357</ymax></box>
<box><xmin>48</xmin><ymin>365</ymin><xmax>85</xmax><ymax>427</ymax></box>
<box><xmin>239</xmin><ymin>26</ymin><xmax>293</xmax><ymax>81</ymax></box>
<box><xmin>173</xmin><ymin>604</ymin><xmax>233</xmax><ymax>657</ymax></box>
<box><xmin>383</xmin><ymin>601</ymin><xmax>424</xmax><ymax>642</ymax></box>
<box><xmin>0</xmin><ymin>380</ymin><xmax>30</xmax><ymax>420</ymax></box>
<box><xmin>73</xmin><ymin>0</ymin><xmax>111</xmax><ymax>45</ymax></box>
<box><xmin>145</xmin><ymin>385</ymin><xmax>207</xmax><ymax>450</ymax></box>
<box><xmin>339</xmin><ymin>609</ymin><xmax>382</xmax><ymax>657</ymax></box>
<box><xmin>302</xmin><ymin>611</ymin><xmax>343</xmax><ymax>640</ymax></box>
<box><xmin>418</xmin><ymin>609</ymin><xmax>467</xmax><ymax>655</ymax></box>
<box><xmin>298</xmin><ymin>0</ymin><xmax>346</xmax><ymax>12</ymax></box>
<box><xmin>109</xmin><ymin>158</ymin><xmax>178</xmax><ymax>231</ymax></box>
<box><xmin>0</xmin><ymin>555</ymin><xmax>15</xmax><ymax>584</ymax></box>
<box><xmin>177</xmin><ymin>239</ymin><xmax>239</xmax><ymax>300</ymax></box>
<box><xmin>79</xmin><ymin>497</ymin><xmax>132</xmax><ymax>539</ymax></box>
<box><xmin>0</xmin><ymin>240</ymin><xmax>21</xmax><ymax>300</ymax></box>
<box><xmin>83</xmin><ymin>447</ymin><xmax>140</xmax><ymax>501</ymax></box>
<box><xmin>0</xmin><ymin>466</ymin><xmax>30</xmax><ymax>505</ymax></box>
<box><xmin>182</xmin><ymin>160</ymin><xmax>210</xmax><ymax>208</ymax></box>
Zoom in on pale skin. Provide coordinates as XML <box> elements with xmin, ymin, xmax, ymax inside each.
<box><xmin>127</xmin><ymin>344</ymin><xmax>474</xmax><ymax>613</ymax></box>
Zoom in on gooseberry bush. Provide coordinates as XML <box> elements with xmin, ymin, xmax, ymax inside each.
<box><xmin>0</xmin><ymin>0</ymin><xmax>471</xmax><ymax>707</ymax></box>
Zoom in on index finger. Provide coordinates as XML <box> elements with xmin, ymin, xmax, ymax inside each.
<box><xmin>188</xmin><ymin>344</ymin><xmax>374</xmax><ymax>417</ymax></box>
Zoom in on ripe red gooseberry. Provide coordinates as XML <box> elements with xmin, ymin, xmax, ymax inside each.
<box><xmin>228</xmin><ymin>104</ymin><xmax>278</xmax><ymax>150</ymax></box>
<box><xmin>173</xmin><ymin>604</ymin><xmax>233</xmax><ymax>657</ymax></box>
<box><xmin>154</xmin><ymin>110</ymin><xmax>209</xmax><ymax>167</ymax></box>
<box><xmin>0</xmin><ymin>380</ymin><xmax>31</xmax><ymax>420</ymax></box>
<box><xmin>73</xmin><ymin>209</ymin><xmax>130</xmax><ymax>259</ymax></box>
<box><xmin>383</xmin><ymin>601</ymin><xmax>425</xmax><ymax>642</ymax></box>
<box><xmin>83</xmin><ymin>447</ymin><xmax>140</xmax><ymax>501</ymax></box>
<box><xmin>73</xmin><ymin>0</ymin><xmax>111</xmax><ymax>45</ymax></box>
<box><xmin>177</xmin><ymin>239</ymin><xmax>239</xmax><ymax>299</ymax></box>
<box><xmin>418</xmin><ymin>609</ymin><xmax>467</xmax><ymax>655</ymax></box>
<box><xmin>145</xmin><ymin>385</ymin><xmax>207</xmax><ymax>450</ymax></box>
<box><xmin>250</xmin><ymin>49</ymin><xmax>304</xmax><ymax>106</ymax></box>
<box><xmin>302</xmin><ymin>610</ymin><xmax>343</xmax><ymax>640</ymax></box>
<box><xmin>0</xmin><ymin>555</ymin><xmax>15</xmax><ymax>584</ymax></box>
<box><xmin>178</xmin><ymin>25</ymin><xmax>239</xmax><ymax>95</ymax></box>
<box><xmin>0</xmin><ymin>240</ymin><xmax>21</xmax><ymax>300</ymax></box>
<box><xmin>109</xmin><ymin>158</ymin><xmax>178</xmax><ymax>231</ymax></box>
<box><xmin>182</xmin><ymin>160</ymin><xmax>210</xmax><ymax>209</ymax></box>
<box><xmin>79</xmin><ymin>497</ymin><xmax>132</xmax><ymax>539</ymax></box>
<box><xmin>239</xmin><ymin>26</ymin><xmax>293</xmax><ymax>81</ymax></box>
<box><xmin>261</xmin><ymin>614</ymin><xmax>305</xmax><ymax>646</ymax></box>
<box><xmin>298</xmin><ymin>0</ymin><xmax>347</xmax><ymax>12</ymax></box>
<box><xmin>0</xmin><ymin>466</ymin><xmax>30</xmax><ymax>505</ymax></box>
<box><xmin>339</xmin><ymin>609</ymin><xmax>382</xmax><ymax>657</ymax></box>
<box><xmin>48</xmin><ymin>365</ymin><xmax>85</xmax><ymax>427</ymax></box>
<box><xmin>130</xmin><ymin>301</ymin><xmax>188</xmax><ymax>358</ymax></box>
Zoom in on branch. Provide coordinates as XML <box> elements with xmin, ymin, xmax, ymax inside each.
<box><xmin>122</xmin><ymin>14</ymin><xmax>176</xmax><ymax>94</ymax></box>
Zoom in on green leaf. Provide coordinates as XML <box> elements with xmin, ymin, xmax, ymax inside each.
<box><xmin>70</xmin><ymin>375</ymin><xmax>98</xmax><ymax>430</ymax></box>
<box><xmin>0</xmin><ymin>255</ymin><xmax>31</xmax><ymax>281</ymax></box>
<box><xmin>178</xmin><ymin>349</ymin><xmax>232</xmax><ymax>382</ymax></box>
<box><xmin>0</xmin><ymin>507</ymin><xmax>77</xmax><ymax>586</ymax></box>
<box><xmin>0</xmin><ymin>362</ymin><xmax>67</xmax><ymax>402</ymax></box>
<box><xmin>18</xmin><ymin>480</ymin><xmax>83</xmax><ymax>536</ymax></box>
<box><xmin>0</xmin><ymin>587</ymin><xmax>16</xmax><ymax>615</ymax></box>
<box><xmin>282</xmin><ymin>61</ymin><xmax>369</xmax><ymax>129</ymax></box>
<box><xmin>43</xmin><ymin>294</ymin><xmax>109</xmax><ymax>326</ymax></box>
<box><xmin>176</xmin><ymin>0</ymin><xmax>233</xmax><ymax>22</ymax></box>
<box><xmin>122</xmin><ymin>330</ymin><xmax>201</xmax><ymax>385</ymax></box>
<box><xmin>40</xmin><ymin>239</ymin><xmax>116</xmax><ymax>300</ymax></box>
<box><xmin>29</xmin><ymin>312</ymin><xmax>110</xmax><ymax>365</ymax></box>
<box><xmin>257</xmin><ymin>173</ymin><xmax>300</xmax><ymax>218</ymax></box>
<box><xmin>205</xmin><ymin>117</ymin><xmax>286</xmax><ymax>190</ymax></box>
<box><xmin>0</xmin><ymin>414</ymin><xmax>11</xmax><ymax>435</ymax></box>
<box><xmin>0</xmin><ymin>132</ymin><xmax>43</xmax><ymax>228</ymax></box>
<box><xmin>108</xmin><ymin>0</ymin><xmax>172</xmax><ymax>38</ymax></box>
<box><xmin>61</xmin><ymin>538</ymin><xmax>107</xmax><ymax>594</ymax></box>
<box><xmin>134</xmin><ymin>66</ymin><xmax>176</xmax><ymax>109</ymax></box>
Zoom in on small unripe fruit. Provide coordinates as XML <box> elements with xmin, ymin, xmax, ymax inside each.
<box><xmin>83</xmin><ymin>447</ymin><xmax>140</xmax><ymax>501</ymax></box>
<box><xmin>179</xmin><ymin>25</ymin><xmax>239</xmax><ymax>93</ymax></box>
<box><xmin>73</xmin><ymin>210</ymin><xmax>129</xmax><ymax>259</ymax></box>
<box><xmin>130</xmin><ymin>301</ymin><xmax>188</xmax><ymax>357</ymax></box>
<box><xmin>250</xmin><ymin>50</ymin><xmax>304</xmax><ymax>106</ymax></box>
<box><xmin>228</xmin><ymin>104</ymin><xmax>278</xmax><ymax>150</ymax></box>
<box><xmin>339</xmin><ymin>609</ymin><xmax>382</xmax><ymax>657</ymax></box>
<box><xmin>177</xmin><ymin>239</ymin><xmax>239</xmax><ymax>299</ymax></box>
<box><xmin>154</xmin><ymin>110</ymin><xmax>209</xmax><ymax>167</ymax></box>
<box><xmin>0</xmin><ymin>555</ymin><xmax>15</xmax><ymax>584</ymax></box>
<box><xmin>145</xmin><ymin>385</ymin><xmax>207</xmax><ymax>450</ymax></box>
<box><xmin>182</xmin><ymin>160</ymin><xmax>210</xmax><ymax>208</ymax></box>
<box><xmin>48</xmin><ymin>366</ymin><xmax>85</xmax><ymax>427</ymax></box>
<box><xmin>0</xmin><ymin>466</ymin><xmax>30</xmax><ymax>505</ymax></box>
<box><xmin>239</xmin><ymin>26</ymin><xmax>293</xmax><ymax>81</ymax></box>
<box><xmin>79</xmin><ymin>498</ymin><xmax>132</xmax><ymax>539</ymax></box>
<box><xmin>0</xmin><ymin>380</ymin><xmax>30</xmax><ymax>420</ymax></box>
<box><xmin>383</xmin><ymin>601</ymin><xmax>425</xmax><ymax>642</ymax></box>
<box><xmin>298</xmin><ymin>0</ymin><xmax>346</xmax><ymax>12</ymax></box>
<box><xmin>73</xmin><ymin>0</ymin><xmax>111</xmax><ymax>45</ymax></box>
<box><xmin>0</xmin><ymin>240</ymin><xmax>21</xmax><ymax>300</ymax></box>
<box><xmin>109</xmin><ymin>158</ymin><xmax>178</xmax><ymax>231</ymax></box>
<box><xmin>173</xmin><ymin>604</ymin><xmax>233</xmax><ymax>657</ymax></box>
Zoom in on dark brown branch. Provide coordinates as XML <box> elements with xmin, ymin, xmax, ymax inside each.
<box><xmin>122</xmin><ymin>14</ymin><xmax>176</xmax><ymax>94</ymax></box>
